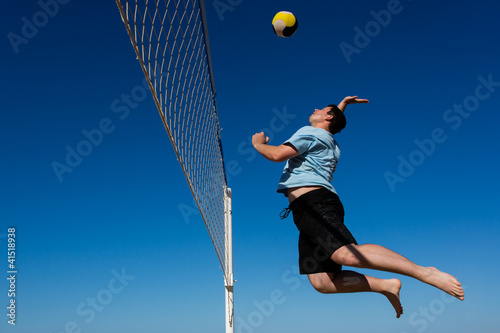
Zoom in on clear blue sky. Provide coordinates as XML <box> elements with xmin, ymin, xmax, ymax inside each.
<box><xmin>1</xmin><ymin>0</ymin><xmax>499</xmax><ymax>332</ymax></box>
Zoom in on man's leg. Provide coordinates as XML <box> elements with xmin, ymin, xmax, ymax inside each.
<box><xmin>331</xmin><ymin>244</ymin><xmax>464</xmax><ymax>300</ymax></box>
<box><xmin>308</xmin><ymin>271</ymin><xmax>403</xmax><ymax>318</ymax></box>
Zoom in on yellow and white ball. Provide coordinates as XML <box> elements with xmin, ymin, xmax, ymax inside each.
<box><xmin>272</xmin><ymin>11</ymin><xmax>298</xmax><ymax>38</ymax></box>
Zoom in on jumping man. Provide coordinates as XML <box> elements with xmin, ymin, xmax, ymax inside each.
<box><xmin>251</xmin><ymin>96</ymin><xmax>464</xmax><ymax>318</ymax></box>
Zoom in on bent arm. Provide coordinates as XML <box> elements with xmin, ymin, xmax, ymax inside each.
<box><xmin>252</xmin><ymin>132</ymin><xmax>298</xmax><ymax>162</ymax></box>
<box><xmin>254</xmin><ymin>143</ymin><xmax>298</xmax><ymax>162</ymax></box>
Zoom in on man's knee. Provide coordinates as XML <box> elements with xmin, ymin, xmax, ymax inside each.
<box><xmin>331</xmin><ymin>244</ymin><xmax>363</xmax><ymax>267</ymax></box>
<box><xmin>308</xmin><ymin>273</ymin><xmax>334</xmax><ymax>294</ymax></box>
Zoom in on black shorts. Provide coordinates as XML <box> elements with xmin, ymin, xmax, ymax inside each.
<box><xmin>288</xmin><ymin>188</ymin><xmax>357</xmax><ymax>275</ymax></box>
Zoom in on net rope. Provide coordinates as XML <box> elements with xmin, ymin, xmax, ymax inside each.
<box><xmin>115</xmin><ymin>0</ymin><xmax>228</xmax><ymax>277</ymax></box>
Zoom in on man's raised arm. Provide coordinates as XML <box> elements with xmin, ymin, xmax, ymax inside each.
<box><xmin>337</xmin><ymin>96</ymin><xmax>369</xmax><ymax>112</ymax></box>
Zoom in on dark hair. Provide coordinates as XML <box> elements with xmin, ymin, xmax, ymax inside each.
<box><xmin>327</xmin><ymin>104</ymin><xmax>346</xmax><ymax>134</ymax></box>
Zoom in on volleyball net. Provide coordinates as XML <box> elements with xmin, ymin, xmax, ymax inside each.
<box><xmin>114</xmin><ymin>0</ymin><xmax>233</xmax><ymax>330</ymax></box>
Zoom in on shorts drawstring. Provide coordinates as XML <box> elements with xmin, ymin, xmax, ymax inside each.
<box><xmin>280</xmin><ymin>207</ymin><xmax>292</xmax><ymax>220</ymax></box>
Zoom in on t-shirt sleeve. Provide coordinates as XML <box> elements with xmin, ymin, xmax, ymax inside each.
<box><xmin>284</xmin><ymin>127</ymin><xmax>315</xmax><ymax>155</ymax></box>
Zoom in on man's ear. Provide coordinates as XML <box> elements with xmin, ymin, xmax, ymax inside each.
<box><xmin>325</xmin><ymin>113</ymin><xmax>334</xmax><ymax>121</ymax></box>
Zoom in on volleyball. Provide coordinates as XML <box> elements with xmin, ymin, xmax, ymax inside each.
<box><xmin>272</xmin><ymin>11</ymin><xmax>298</xmax><ymax>38</ymax></box>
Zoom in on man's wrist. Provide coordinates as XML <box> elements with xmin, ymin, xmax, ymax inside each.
<box><xmin>338</xmin><ymin>101</ymin><xmax>347</xmax><ymax>112</ymax></box>
<box><xmin>253</xmin><ymin>142</ymin><xmax>266</xmax><ymax>149</ymax></box>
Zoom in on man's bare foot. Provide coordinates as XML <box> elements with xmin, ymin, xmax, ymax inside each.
<box><xmin>381</xmin><ymin>278</ymin><xmax>403</xmax><ymax>318</ymax></box>
<box><xmin>422</xmin><ymin>267</ymin><xmax>464</xmax><ymax>300</ymax></box>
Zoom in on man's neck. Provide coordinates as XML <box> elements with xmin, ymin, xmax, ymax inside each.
<box><xmin>310</xmin><ymin>123</ymin><xmax>330</xmax><ymax>133</ymax></box>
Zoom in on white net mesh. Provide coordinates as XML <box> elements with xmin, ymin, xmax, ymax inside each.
<box><xmin>115</xmin><ymin>0</ymin><xmax>228</xmax><ymax>277</ymax></box>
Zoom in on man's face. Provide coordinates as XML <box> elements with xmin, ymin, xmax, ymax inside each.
<box><xmin>309</xmin><ymin>106</ymin><xmax>332</xmax><ymax>125</ymax></box>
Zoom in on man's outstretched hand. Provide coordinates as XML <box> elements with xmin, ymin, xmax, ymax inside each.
<box><xmin>338</xmin><ymin>96</ymin><xmax>369</xmax><ymax>112</ymax></box>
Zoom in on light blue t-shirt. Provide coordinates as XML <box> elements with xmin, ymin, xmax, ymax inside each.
<box><xmin>277</xmin><ymin>126</ymin><xmax>340</xmax><ymax>197</ymax></box>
